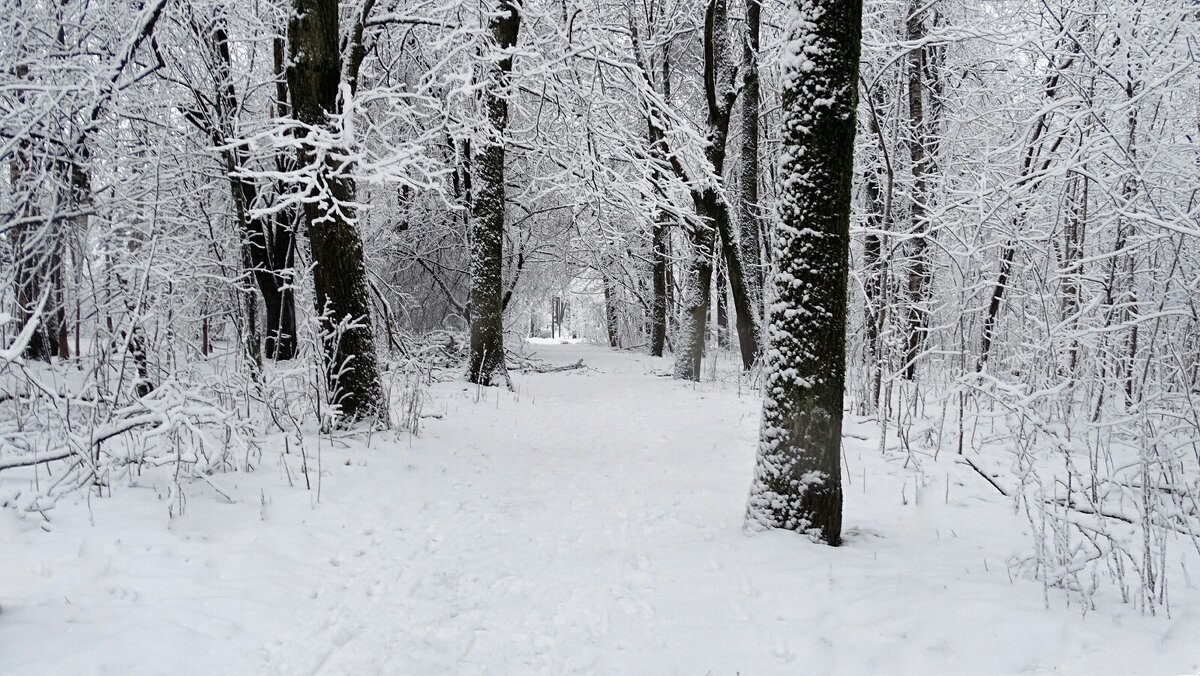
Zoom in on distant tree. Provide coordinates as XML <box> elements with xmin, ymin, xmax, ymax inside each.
<box><xmin>745</xmin><ymin>0</ymin><xmax>863</xmax><ymax>545</ymax></box>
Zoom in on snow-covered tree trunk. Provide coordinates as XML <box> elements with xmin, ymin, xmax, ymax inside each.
<box><xmin>604</xmin><ymin>276</ymin><xmax>620</xmax><ymax>348</ymax></box>
<box><xmin>902</xmin><ymin>0</ymin><xmax>935</xmax><ymax>380</ymax></box>
<box><xmin>674</xmin><ymin>195</ymin><xmax>718</xmax><ymax>379</ymax></box>
<box><xmin>746</xmin><ymin>0</ymin><xmax>862</xmax><ymax>545</ymax></box>
<box><xmin>467</xmin><ymin>0</ymin><xmax>521</xmax><ymax>386</ymax></box>
<box><xmin>8</xmin><ymin>63</ymin><xmax>64</xmax><ymax>362</ymax></box>
<box><xmin>649</xmin><ymin>210</ymin><xmax>670</xmax><ymax>357</ymax></box>
<box><xmin>739</xmin><ymin>0</ymin><xmax>764</xmax><ymax>305</ymax></box>
<box><xmin>674</xmin><ymin>0</ymin><xmax>762</xmax><ymax>378</ymax></box>
<box><xmin>200</xmin><ymin>15</ymin><xmax>298</xmax><ymax>361</ymax></box>
<box><xmin>288</xmin><ymin>0</ymin><xmax>386</xmax><ymax>423</ymax></box>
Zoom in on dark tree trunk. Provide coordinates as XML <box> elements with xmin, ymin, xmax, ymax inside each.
<box><xmin>862</xmin><ymin>89</ymin><xmax>890</xmax><ymax>410</ymax></box>
<box><xmin>902</xmin><ymin>1</ymin><xmax>933</xmax><ymax>380</ymax></box>
<box><xmin>649</xmin><ymin>212</ymin><xmax>669</xmax><ymax>356</ymax></box>
<box><xmin>1061</xmin><ymin>170</ymin><xmax>1086</xmax><ymax>376</ymax></box>
<box><xmin>862</xmin><ymin>189</ymin><xmax>885</xmax><ymax>406</ymax></box>
<box><xmin>746</xmin><ymin>0</ymin><xmax>862</xmax><ymax>546</ymax></box>
<box><xmin>738</xmin><ymin>0</ymin><xmax>764</xmax><ymax>301</ymax></box>
<box><xmin>673</xmin><ymin>0</ymin><xmax>761</xmax><ymax>378</ymax></box>
<box><xmin>715</xmin><ymin>243</ymin><xmax>729</xmax><ymax>348</ymax></box>
<box><xmin>604</xmin><ymin>277</ymin><xmax>620</xmax><ymax>348</ymax></box>
<box><xmin>645</xmin><ymin>39</ymin><xmax>672</xmax><ymax>359</ymax></box>
<box><xmin>714</xmin><ymin>196</ymin><xmax>761</xmax><ymax>369</ymax></box>
<box><xmin>467</xmin><ymin>0</ymin><xmax>521</xmax><ymax>386</ymax></box>
<box><xmin>9</xmin><ymin>64</ymin><xmax>63</xmax><ymax>362</ymax></box>
<box><xmin>288</xmin><ymin>0</ymin><xmax>386</xmax><ymax>423</ymax></box>
<box><xmin>674</xmin><ymin>203</ymin><xmax>717</xmax><ymax>379</ymax></box>
<box><xmin>205</xmin><ymin>17</ymin><xmax>298</xmax><ymax>361</ymax></box>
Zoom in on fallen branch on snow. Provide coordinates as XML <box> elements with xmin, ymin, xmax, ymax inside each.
<box><xmin>513</xmin><ymin>359</ymin><xmax>585</xmax><ymax>374</ymax></box>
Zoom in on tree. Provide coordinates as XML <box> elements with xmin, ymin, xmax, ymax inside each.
<box><xmin>467</xmin><ymin>0</ymin><xmax>521</xmax><ymax>386</ymax></box>
<box><xmin>288</xmin><ymin>0</ymin><xmax>386</xmax><ymax>423</ymax></box>
<box><xmin>745</xmin><ymin>0</ymin><xmax>863</xmax><ymax>545</ymax></box>
<box><xmin>184</xmin><ymin>7</ymin><xmax>298</xmax><ymax>361</ymax></box>
<box><xmin>632</xmin><ymin>0</ymin><xmax>762</xmax><ymax>379</ymax></box>
<box><xmin>738</xmin><ymin>0</ymin><xmax>764</xmax><ymax>306</ymax></box>
<box><xmin>900</xmin><ymin>0</ymin><xmax>937</xmax><ymax>380</ymax></box>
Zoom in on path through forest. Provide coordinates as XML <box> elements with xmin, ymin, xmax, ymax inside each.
<box><xmin>2</xmin><ymin>343</ymin><xmax>1196</xmax><ymax>674</ymax></box>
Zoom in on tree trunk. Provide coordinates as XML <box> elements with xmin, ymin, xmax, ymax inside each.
<box><xmin>673</xmin><ymin>206</ymin><xmax>716</xmax><ymax>380</ymax></box>
<box><xmin>9</xmin><ymin>64</ymin><xmax>63</xmax><ymax>362</ymax></box>
<box><xmin>467</xmin><ymin>0</ymin><xmax>521</xmax><ymax>386</ymax></box>
<box><xmin>605</xmin><ymin>277</ymin><xmax>620</xmax><ymax>348</ymax></box>
<box><xmin>1060</xmin><ymin>170</ymin><xmax>1086</xmax><ymax>376</ymax></box>
<box><xmin>673</xmin><ymin>0</ymin><xmax>761</xmax><ymax>377</ymax></box>
<box><xmin>715</xmin><ymin>245</ymin><xmax>729</xmax><ymax>348</ymax></box>
<box><xmin>738</xmin><ymin>0</ymin><xmax>764</xmax><ymax>302</ymax></box>
<box><xmin>206</xmin><ymin>17</ymin><xmax>298</xmax><ymax>361</ymax></box>
<box><xmin>650</xmin><ymin>212</ymin><xmax>669</xmax><ymax>356</ymax></box>
<box><xmin>902</xmin><ymin>0</ymin><xmax>934</xmax><ymax>380</ymax></box>
<box><xmin>288</xmin><ymin>0</ymin><xmax>386</xmax><ymax>423</ymax></box>
<box><xmin>746</xmin><ymin>0</ymin><xmax>862</xmax><ymax>545</ymax></box>
<box><xmin>862</xmin><ymin>159</ymin><xmax>886</xmax><ymax>408</ymax></box>
<box><xmin>714</xmin><ymin>196</ymin><xmax>761</xmax><ymax>369</ymax></box>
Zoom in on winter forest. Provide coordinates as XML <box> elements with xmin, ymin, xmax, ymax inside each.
<box><xmin>1</xmin><ymin>0</ymin><xmax>1199</xmax><ymax>672</ymax></box>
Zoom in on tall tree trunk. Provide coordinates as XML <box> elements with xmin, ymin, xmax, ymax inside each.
<box><xmin>467</xmin><ymin>0</ymin><xmax>521</xmax><ymax>386</ymax></box>
<box><xmin>203</xmin><ymin>16</ymin><xmax>298</xmax><ymax>360</ymax></box>
<box><xmin>288</xmin><ymin>0</ymin><xmax>386</xmax><ymax>423</ymax></box>
<box><xmin>715</xmin><ymin>245</ymin><xmax>729</xmax><ymax>348</ymax></box>
<box><xmin>902</xmin><ymin>0</ymin><xmax>934</xmax><ymax>380</ymax></box>
<box><xmin>674</xmin><ymin>0</ymin><xmax>761</xmax><ymax>378</ymax></box>
<box><xmin>650</xmin><ymin>211</ymin><xmax>669</xmax><ymax>356</ymax></box>
<box><xmin>1060</xmin><ymin>169</ymin><xmax>1087</xmax><ymax>377</ymax></box>
<box><xmin>746</xmin><ymin>0</ymin><xmax>862</xmax><ymax>545</ymax></box>
<box><xmin>738</xmin><ymin>0</ymin><xmax>764</xmax><ymax>302</ymax></box>
<box><xmin>674</xmin><ymin>197</ymin><xmax>717</xmax><ymax>379</ymax></box>
<box><xmin>8</xmin><ymin>64</ymin><xmax>62</xmax><ymax>362</ymax></box>
<box><xmin>862</xmin><ymin>142</ymin><xmax>887</xmax><ymax>409</ymax></box>
<box><xmin>715</xmin><ymin>197</ymin><xmax>760</xmax><ymax>368</ymax></box>
<box><xmin>647</xmin><ymin>40</ymin><xmax>672</xmax><ymax>358</ymax></box>
<box><xmin>604</xmin><ymin>276</ymin><xmax>620</xmax><ymax>348</ymax></box>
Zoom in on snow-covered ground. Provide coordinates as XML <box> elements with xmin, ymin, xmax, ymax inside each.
<box><xmin>2</xmin><ymin>343</ymin><xmax>1197</xmax><ymax>674</ymax></box>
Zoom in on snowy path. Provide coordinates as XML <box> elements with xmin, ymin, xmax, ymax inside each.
<box><xmin>2</xmin><ymin>343</ymin><xmax>1197</xmax><ymax>674</ymax></box>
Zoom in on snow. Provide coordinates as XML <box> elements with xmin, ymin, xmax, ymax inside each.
<box><xmin>2</xmin><ymin>343</ymin><xmax>1198</xmax><ymax>674</ymax></box>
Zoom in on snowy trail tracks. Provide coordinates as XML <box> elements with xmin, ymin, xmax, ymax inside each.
<box><xmin>2</xmin><ymin>343</ymin><xmax>1196</xmax><ymax>675</ymax></box>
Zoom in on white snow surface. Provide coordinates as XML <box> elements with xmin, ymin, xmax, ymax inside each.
<box><xmin>2</xmin><ymin>343</ymin><xmax>1198</xmax><ymax>675</ymax></box>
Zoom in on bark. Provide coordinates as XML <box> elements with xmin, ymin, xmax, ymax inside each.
<box><xmin>674</xmin><ymin>196</ymin><xmax>717</xmax><ymax>379</ymax></box>
<box><xmin>674</xmin><ymin>0</ymin><xmax>761</xmax><ymax>378</ymax></box>
<box><xmin>205</xmin><ymin>17</ymin><xmax>297</xmax><ymax>361</ymax></box>
<box><xmin>746</xmin><ymin>0</ymin><xmax>862</xmax><ymax>545</ymax></box>
<box><xmin>861</xmin><ymin>127</ymin><xmax>887</xmax><ymax>408</ymax></box>
<box><xmin>649</xmin><ymin>211</ymin><xmax>669</xmax><ymax>356</ymax></box>
<box><xmin>467</xmin><ymin>0</ymin><xmax>521</xmax><ymax>386</ymax></box>
<box><xmin>902</xmin><ymin>1</ymin><xmax>933</xmax><ymax>380</ymax></box>
<box><xmin>713</xmin><ymin>195</ymin><xmax>760</xmax><ymax>369</ymax></box>
<box><xmin>8</xmin><ymin>64</ymin><xmax>63</xmax><ymax>362</ymax></box>
<box><xmin>288</xmin><ymin>0</ymin><xmax>386</xmax><ymax>423</ymax></box>
<box><xmin>738</xmin><ymin>0</ymin><xmax>764</xmax><ymax>302</ymax></box>
<box><xmin>715</xmin><ymin>245</ymin><xmax>729</xmax><ymax>348</ymax></box>
<box><xmin>1061</xmin><ymin>170</ymin><xmax>1087</xmax><ymax>376</ymax></box>
<box><xmin>646</xmin><ymin>40</ymin><xmax>672</xmax><ymax>358</ymax></box>
<box><xmin>604</xmin><ymin>277</ymin><xmax>620</xmax><ymax>348</ymax></box>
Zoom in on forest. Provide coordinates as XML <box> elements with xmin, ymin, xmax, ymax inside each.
<box><xmin>2</xmin><ymin>0</ymin><xmax>1199</xmax><ymax>672</ymax></box>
